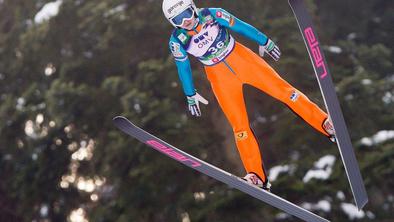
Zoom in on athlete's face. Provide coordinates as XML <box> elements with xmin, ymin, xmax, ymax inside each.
<box><xmin>181</xmin><ymin>17</ymin><xmax>197</xmax><ymax>30</ymax></box>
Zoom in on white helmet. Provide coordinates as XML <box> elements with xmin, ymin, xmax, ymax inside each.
<box><xmin>162</xmin><ymin>0</ymin><xmax>198</xmax><ymax>27</ymax></box>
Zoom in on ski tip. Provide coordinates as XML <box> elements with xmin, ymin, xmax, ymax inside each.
<box><xmin>113</xmin><ymin>116</ymin><xmax>127</xmax><ymax>122</ymax></box>
<box><xmin>112</xmin><ymin>116</ymin><xmax>138</xmax><ymax>129</ymax></box>
<box><xmin>112</xmin><ymin>116</ymin><xmax>131</xmax><ymax>127</ymax></box>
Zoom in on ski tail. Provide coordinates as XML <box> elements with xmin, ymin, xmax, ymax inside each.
<box><xmin>288</xmin><ymin>0</ymin><xmax>368</xmax><ymax>209</ymax></box>
<box><xmin>113</xmin><ymin>116</ymin><xmax>330</xmax><ymax>222</ymax></box>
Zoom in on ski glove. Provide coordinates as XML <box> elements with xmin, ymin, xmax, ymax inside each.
<box><xmin>259</xmin><ymin>38</ymin><xmax>281</xmax><ymax>61</ymax></box>
<box><xmin>187</xmin><ymin>92</ymin><xmax>209</xmax><ymax>117</ymax></box>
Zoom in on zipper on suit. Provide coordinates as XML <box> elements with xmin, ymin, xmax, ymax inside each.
<box><xmin>223</xmin><ymin>60</ymin><xmax>237</xmax><ymax>75</ymax></box>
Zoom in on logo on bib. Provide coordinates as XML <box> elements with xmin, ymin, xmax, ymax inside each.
<box><xmin>193</xmin><ymin>32</ymin><xmax>214</xmax><ymax>48</ymax></box>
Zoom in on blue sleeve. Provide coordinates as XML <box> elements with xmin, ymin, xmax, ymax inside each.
<box><xmin>169</xmin><ymin>35</ymin><xmax>196</xmax><ymax>96</ymax></box>
<box><xmin>208</xmin><ymin>8</ymin><xmax>269</xmax><ymax>46</ymax></box>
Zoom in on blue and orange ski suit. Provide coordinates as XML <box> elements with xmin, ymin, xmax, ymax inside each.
<box><xmin>168</xmin><ymin>8</ymin><xmax>329</xmax><ymax>182</ymax></box>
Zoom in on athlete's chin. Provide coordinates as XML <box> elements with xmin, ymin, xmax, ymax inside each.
<box><xmin>183</xmin><ymin>25</ymin><xmax>193</xmax><ymax>30</ymax></box>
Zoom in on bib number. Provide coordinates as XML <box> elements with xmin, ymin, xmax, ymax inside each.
<box><xmin>208</xmin><ymin>41</ymin><xmax>225</xmax><ymax>54</ymax></box>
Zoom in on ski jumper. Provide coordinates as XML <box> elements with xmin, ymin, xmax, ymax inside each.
<box><xmin>168</xmin><ymin>8</ymin><xmax>329</xmax><ymax>182</ymax></box>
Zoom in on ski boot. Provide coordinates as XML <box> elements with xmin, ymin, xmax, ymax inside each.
<box><xmin>323</xmin><ymin>117</ymin><xmax>336</xmax><ymax>143</ymax></box>
<box><xmin>243</xmin><ymin>173</ymin><xmax>271</xmax><ymax>192</ymax></box>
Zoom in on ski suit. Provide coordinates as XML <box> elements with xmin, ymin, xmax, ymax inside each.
<box><xmin>168</xmin><ymin>8</ymin><xmax>329</xmax><ymax>182</ymax></box>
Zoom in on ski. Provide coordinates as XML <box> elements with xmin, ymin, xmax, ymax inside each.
<box><xmin>288</xmin><ymin>0</ymin><xmax>368</xmax><ymax>209</ymax></box>
<box><xmin>113</xmin><ymin>116</ymin><xmax>330</xmax><ymax>222</ymax></box>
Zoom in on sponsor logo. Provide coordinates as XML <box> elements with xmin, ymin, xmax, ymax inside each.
<box><xmin>210</xmin><ymin>43</ymin><xmax>231</xmax><ymax>63</ymax></box>
<box><xmin>146</xmin><ymin>140</ymin><xmax>201</xmax><ymax>167</ymax></box>
<box><xmin>178</xmin><ymin>33</ymin><xmax>188</xmax><ymax>44</ymax></box>
<box><xmin>250</xmin><ymin>175</ymin><xmax>259</xmax><ymax>185</ymax></box>
<box><xmin>323</xmin><ymin>119</ymin><xmax>334</xmax><ymax>134</ymax></box>
<box><xmin>167</xmin><ymin>1</ymin><xmax>184</xmax><ymax>15</ymax></box>
<box><xmin>193</xmin><ymin>32</ymin><xmax>214</xmax><ymax>48</ymax></box>
<box><xmin>216</xmin><ymin>10</ymin><xmax>232</xmax><ymax>23</ymax></box>
<box><xmin>170</xmin><ymin>42</ymin><xmax>184</xmax><ymax>58</ymax></box>
<box><xmin>216</xmin><ymin>11</ymin><xmax>222</xmax><ymax>18</ymax></box>
<box><xmin>235</xmin><ymin>131</ymin><xmax>248</xmax><ymax>141</ymax></box>
<box><xmin>304</xmin><ymin>27</ymin><xmax>328</xmax><ymax>79</ymax></box>
<box><xmin>290</xmin><ymin>91</ymin><xmax>299</xmax><ymax>102</ymax></box>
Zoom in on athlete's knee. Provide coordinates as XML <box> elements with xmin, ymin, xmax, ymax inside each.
<box><xmin>282</xmin><ymin>88</ymin><xmax>308</xmax><ymax>105</ymax></box>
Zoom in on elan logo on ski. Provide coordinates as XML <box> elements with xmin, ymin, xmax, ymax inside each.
<box><xmin>304</xmin><ymin>27</ymin><xmax>328</xmax><ymax>79</ymax></box>
<box><xmin>289</xmin><ymin>0</ymin><xmax>368</xmax><ymax>210</ymax></box>
<box><xmin>113</xmin><ymin>116</ymin><xmax>330</xmax><ymax>222</ymax></box>
<box><xmin>146</xmin><ymin>140</ymin><xmax>201</xmax><ymax>167</ymax></box>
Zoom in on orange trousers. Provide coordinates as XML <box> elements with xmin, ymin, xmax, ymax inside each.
<box><xmin>204</xmin><ymin>42</ymin><xmax>328</xmax><ymax>182</ymax></box>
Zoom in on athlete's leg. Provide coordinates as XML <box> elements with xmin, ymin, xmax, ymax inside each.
<box><xmin>205</xmin><ymin>63</ymin><xmax>268</xmax><ymax>182</ymax></box>
<box><xmin>228</xmin><ymin>42</ymin><xmax>329</xmax><ymax>136</ymax></box>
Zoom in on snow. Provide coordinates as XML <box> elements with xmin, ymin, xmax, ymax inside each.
<box><xmin>16</xmin><ymin>97</ymin><xmax>26</xmax><ymax>110</ymax></box>
<box><xmin>347</xmin><ymin>33</ymin><xmax>357</xmax><ymax>40</ymax></box>
<box><xmin>69</xmin><ymin>208</ymin><xmax>88</xmax><ymax>222</ymax></box>
<box><xmin>301</xmin><ymin>200</ymin><xmax>331</xmax><ymax>212</ymax></box>
<box><xmin>40</xmin><ymin>204</ymin><xmax>49</xmax><ymax>217</ymax></box>
<box><xmin>24</xmin><ymin>120</ymin><xmax>35</xmax><ymax>138</ymax></box>
<box><xmin>133</xmin><ymin>103</ymin><xmax>142</xmax><ymax>113</ymax></box>
<box><xmin>270</xmin><ymin>115</ymin><xmax>278</xmax><ymax>122</ymax></box>
<box><xmin>336</xmin><ymin>191</ymin><xmax>345</xmax><ymax>201</ymax></box>
<box><xmin>387</xmin><ymin>74</ymin><xmax>394</xmax><ymax>82</ymax></box>
<box><xmin>275</xmin><ymin>212</ymin><xmax>291</xmax><ymax>220</ymax></box>
<box><xmin>34</xmin><ymin>0</ymin><xmax>63</xmax><ymax>24</ymax></box>
<box><xmin>104</xmin><ymin>4</ymin><xmax>127</xmax><ymax>17</ymax></box>
<box><xmin>181</xmin><ymin>212</ymin><xmax>191</xmax><ymax>222</ymax></box>
<box><xmin>268</xmin><ymin>165</ymin><xmax>291</xmax><ymax>182</ymax></box>
<box><xmin>361</xmin><ymin>79</ymin><xmax>372</xmax><ymax>85</ymax></box>
<box><xmin>315</xmin><ymin>200</ymin><xmax>331</xmax><ymax>212</ymax></box>
<box><xmin>382</xmin><ymin>91</ymin><xmax>394</xmax><ymax>104</ymax></box>
<box><xmin>344</xmin><ymin>94</ymin><xmax>354</xmax><ymax>101</ymax></box>
<box><xmin>360</xmin><ymin>130</ymin><xmax>394</xmax><ymax>146</ymax></box>
<box><xmin>366</xmin><ymin>211</ymin><xmax>376</xmax><ymax>219</ymax></box>
<box><xmin>36</xmin><ymin>113</ymin><xmax>44</xmax><ymax>124</ymax></box>
<box><xmin>193</xmin><ymin>192</ymin><xmax>206</xmax><ymax>201</ymax></box>
<box><xmin>340</xmin><ymin>203</ymin><xmax>365</xmax><ymax>220</ymax></box>
<box><xmin>327</xmin><ymin>46</ymin><xmax>342</xmax><ymax>54</ymax></box>
<box><xmin>303</xmin><ymin>155</ymin><xmax>336</xmax><ymax>183</ymax></box>
<box><xmin>45</xmin><ymin>63</ymin><xmax>56</xmax><ymax>76</ymax></box>
<box><xmin>315</xmin><ymin>155</ymin><xmax>336</xmax><ymax>168</ymax></box>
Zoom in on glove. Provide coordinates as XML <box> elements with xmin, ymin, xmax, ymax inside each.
<box><xmin>259</xmin><ymin>38</ymin><xmax>281</xmax><ymax>61</ymax></box>
<box><xmin>186</xmin><ymin>92</ymin><xmax>209</xmax><ymax>117</ymax></box>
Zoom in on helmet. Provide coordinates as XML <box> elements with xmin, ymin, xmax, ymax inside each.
<box><xmin>162</xmin><ymin>0</ymin><xmax>198</xmax><ymax>27</ymax></box>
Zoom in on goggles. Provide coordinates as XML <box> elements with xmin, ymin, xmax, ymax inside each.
<box><xmin>171</xmin><ymin>7</ymin><xmax>195</xmax><ymax>26</ymax></box>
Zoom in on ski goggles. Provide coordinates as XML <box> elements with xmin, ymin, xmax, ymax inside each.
<box><xmin>171</xmin><ymin>7</ymin><xmax>195</xmax><ymax>26</ymax></box>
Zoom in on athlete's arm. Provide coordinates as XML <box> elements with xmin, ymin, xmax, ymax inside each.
<box><xmin>169</xmin><ymin>36</ymin><xmax>196</xmax><ymax>96</ymax></box>
<box><xmin>208</xmin><ymin>8</ymin><xmax>268</xmax><ymax>46</ymax></box>
<box><xmin>169</xmin><ymin>36</ymin><xmax>209</xmax><ymax>116</ymax></box>
<box><xmin>208</xmin><ymin>8</ymin><xmax>281</xmax><ymax>61</ymax></box>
